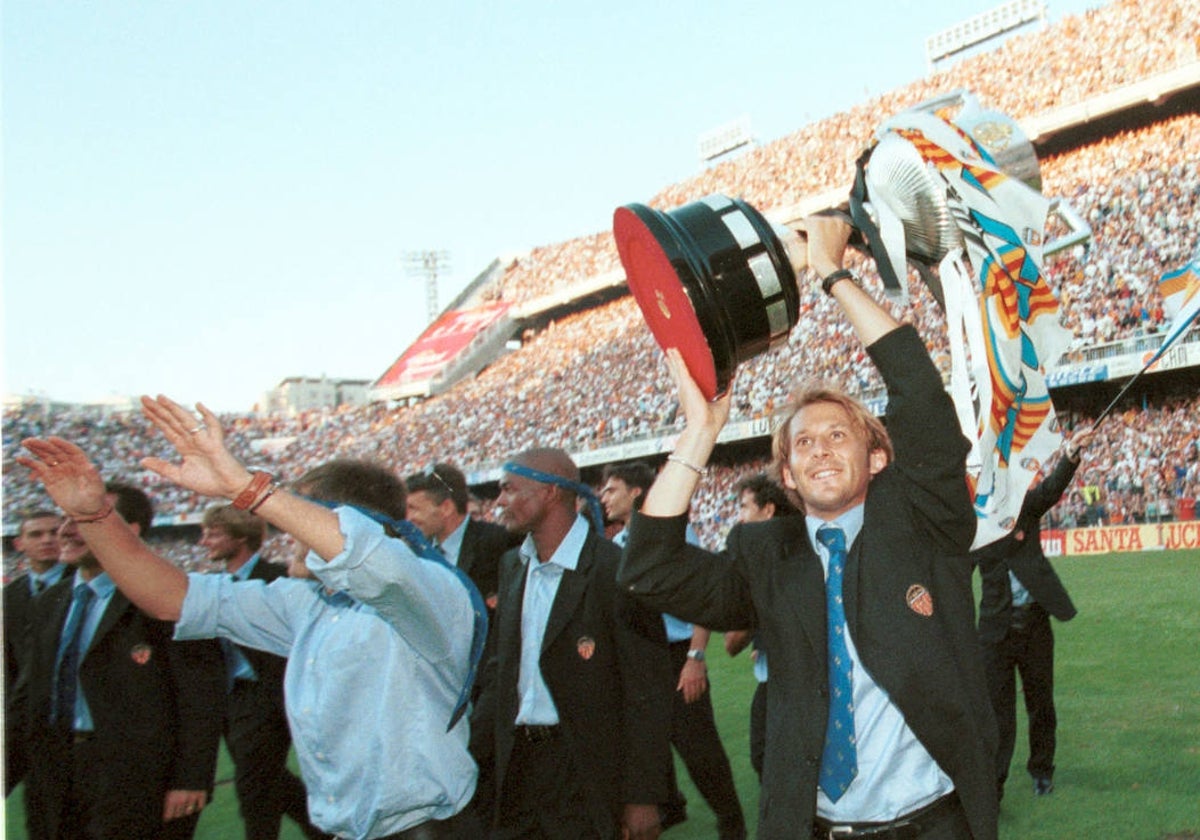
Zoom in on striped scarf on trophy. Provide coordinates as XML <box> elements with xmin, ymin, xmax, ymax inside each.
<box><xmin>864</xmin><ymin>110</ymin><xmax>1072</xmax><ymax>549</ymax></box>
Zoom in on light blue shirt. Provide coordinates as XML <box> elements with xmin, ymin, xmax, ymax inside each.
<box><xmin>439</xmin><ymin>516</ymin><xmax>469</xmax><ymax>568</ymax></box>
<box><xmin>175</xmin><ymin>507</ymin><xmax>476</xmax><ymax>840</ymax></box>
<box><xmin>223</xmin><ymin>554</ymin><xmax>262</xmax><ymax>683</ymax></box>
<box><xmin>30</xmin><ymin>563</ymin><xmax>67</xmax><ymax>595</ymax></box>
<box><xmin>1009</xmin><ymin>571</ymin><xmax>1032</xmax><ymax>606</ymax></box>
<box><xmin>805</xmin><ymin>507</ymin><xmax>954</xmax><ymax>822</ymax></box>
<box><xmin>515</xmin><ymin>514</ymin><xmax>589</xmax><ymax>725</ymax></box>
<box><xmin>63</xmin><ymin>570</ymin><xmax>118</xmax><ymax>732</ymax></box>
<box><xmin>753</xmin><ymin>649</ymin><xmax>769</xmax><ymax>684</ymax></box>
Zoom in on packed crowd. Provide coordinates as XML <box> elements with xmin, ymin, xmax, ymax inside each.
<box><xmin>5</xmin><ymin>383</ymin><xmax>1196</xmax><ymax>579</ymax></box>
<box><xmin>6</xmin><ymin>1</ymin><xmax>1199</xmax><ymax>570</ymax></box>
<box><xmin>480</xmin><ymin>0</ymin><xmax>1198</xmax><ymax>307</ymax></box>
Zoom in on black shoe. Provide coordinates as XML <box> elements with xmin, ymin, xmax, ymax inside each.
<box><xmin>1034</xmin><ymin>776</ymin><xmax>1054</xmax><ymax>796</ymax></box>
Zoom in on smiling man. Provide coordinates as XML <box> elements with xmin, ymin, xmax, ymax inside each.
<box><xmin>619</xmin><ymin>216</ymin><xmax>997</xmax><ymax>840</ymax></box>
<box><xmin>6</xmin><ymin>483</ymin><xmax>224</xmax><ymax>840</ymax></box>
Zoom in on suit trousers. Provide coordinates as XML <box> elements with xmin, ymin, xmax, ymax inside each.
<box><xmin>748</xmin><ymin>680</ymin><xmax>767</xmax><ymax>781</ymax></box>
<box><xmin>226</xmin><ymin>680</ymin><xmax>326</xmax><ymax>840</ymax></box>
<box><xmin>494</xmin><ymin>730</ymin><xmax>605</xmax><ymax>839</ymax></box>
<box><xmin>57</xmin><ymin>732</ymin><xmax>202</xmax><ymax>840</ymax></box>
<box><xmin>665</xmin><ymin>642</ymin><xmax>745</xmax><ymax>838</ymax></box>
<box><xmin>983</xmin><ymin>603</ymin><xmax>1058</xmax><ymax>784</ymax></box>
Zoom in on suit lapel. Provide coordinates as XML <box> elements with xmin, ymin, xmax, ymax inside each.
<box><xmin>541</xmin><ymin>536</ymin><xmax>593</xmax><ymax>654</ymax></box>
<box><xmin>786</xmin><ymin>535</ymin><xmax>826</xmax><ymax>663</ymax></box>
<box><xmin>85</xmin><ymin>590</ymin><xmax>131</xmax><ymax>662</ymax></box>
<box><xmin>457</xmin><ymin>521</ymin><xmax>477</xmax><ymax>577</ymax></box>
<box><xmin>499</xmin><ymin>553</ymin><xmax>528</xmax><ymax>665</ymax></box>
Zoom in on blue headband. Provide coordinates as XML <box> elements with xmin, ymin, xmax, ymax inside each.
<box><xmin>303</xmin><ymin>498</ymin><xmax>486</xmax><ymax>732</ymax></box>
<box><xmin>502</xmin><ymin>461</ymin><xmax>606</xmax><ymax>534</ymax></box>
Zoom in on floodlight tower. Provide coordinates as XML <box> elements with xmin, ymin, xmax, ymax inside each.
<box><xmin>404</xmin><ymin>249</ymin><xmax>451</xmax><ymax>324</ymax></box>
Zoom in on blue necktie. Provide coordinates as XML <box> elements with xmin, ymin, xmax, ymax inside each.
<box><xmin>52</xmin><ymin>584</ymin><xmax>95</xmax><ymax>727</ymax></box>
<box><xmin>817</xmin><ymin>525</ymin><xmax>858</xmax><ymax>801</ymax></box>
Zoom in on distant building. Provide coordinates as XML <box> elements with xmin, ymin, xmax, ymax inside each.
<box><xmin>260</xmin><ymin>376</ymin><xmax>371</xmax><ymax>416</ymax></box>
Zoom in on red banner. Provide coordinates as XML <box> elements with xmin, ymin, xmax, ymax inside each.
<box><xmin>374</xmin><ymin>303</ymin><xmax>510</xmax><ymax>387</ymax></box>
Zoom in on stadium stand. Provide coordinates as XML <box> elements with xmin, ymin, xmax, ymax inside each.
<box><xmin>5</xmin><ymin>0</ymin><xmax>1198</xmax><ymax>575</ymax></box>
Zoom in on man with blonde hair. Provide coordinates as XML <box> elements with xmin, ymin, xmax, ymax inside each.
<box><xmin>620</xmin><ymin>217</ymin><xmax>996</xmax><ymax>840</ymax></box>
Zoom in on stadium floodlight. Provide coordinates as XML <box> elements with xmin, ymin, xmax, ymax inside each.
<box><xmin>404</xmin><ymin>249</ymin><xmax>451</xmax><ymax>325</ymax></box>
<box><xmin>926</xmin><ymin>0</ymin><xmax>1046</xmax><ymax>69</ymax></box>
<box><xmin>698</xmin><ymin>116</ymin><xmax>755</xmax><ymax>167</ymax></box>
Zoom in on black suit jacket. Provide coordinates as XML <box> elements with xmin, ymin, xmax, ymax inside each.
<box><xmin>475</xmin><ymin>528</ymin><xmax>673</xmax><ymax>837</ymax></box>
<box><xmin>4</xmin><ymin>573</ymin><xmax>40</xmax><ymax>788</ymax></box>
<box><xmin>974</xmin><ymin>454</ymin><xmax>1079</xmax><ymax>644</ymax></box>
<box><xmin>458</xmin><ymin>517</ymin><xmax>521</xmax><ymax>606</ymax></box>
<box><xmin>8</xmin><ymin>576</ymin><xmax>225</xmax><ymax>839</ymax></box>
<box><xmin>620</xmin><ymin>326</ymin><xmax>997</xmax><ymax>840</ymax></box>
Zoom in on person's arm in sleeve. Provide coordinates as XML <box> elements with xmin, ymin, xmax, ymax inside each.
<box><xmin>303</xmin><ymin>507</ymin><xmax>474</xmax><ymax>666</ymax></box>
<box><xmin>162</xmin><ymin>636</ymin><xmax>225</xmax><ymax>822</ymax></box>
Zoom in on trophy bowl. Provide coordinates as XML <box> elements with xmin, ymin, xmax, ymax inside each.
<box><xmin>613</xmin><ymin>195</ymin><xmax>801</xmax><ymax>400</ymax></box>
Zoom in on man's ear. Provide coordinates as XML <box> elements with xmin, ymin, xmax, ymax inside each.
<box><xmin>781</xmin><ymin>465</ymin><xmax>798</xmax><ymax>491</ymax></box>
<box><xmin>868</xmin><ymin>448</ymin><xmax>888</xmax><ymax>477</ymax></box>
<box><xmin>127</xmin><ymin>522</ymin><xmax>143</xmax><ymax>538</ymax></box>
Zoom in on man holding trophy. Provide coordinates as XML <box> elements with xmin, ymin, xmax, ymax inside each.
<box><xmin>618</xmin><ymin>214</ymin><xmax>995</xmax><ymax>840</ymax></box>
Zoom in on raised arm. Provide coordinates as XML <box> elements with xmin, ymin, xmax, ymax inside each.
<box><xmin>804</xmin><ymin>214</ymin><xmax>901</xmax><ymax>347</ymax></box>
<box><xmin>20</xmin><ymin>395</ymin><xmax>357</xmax><ymax>621</ymax></box>
<box><xmin>17</xmin><ymin>436</ymin><xmax>189</xmax><ymax>620</ymax></box>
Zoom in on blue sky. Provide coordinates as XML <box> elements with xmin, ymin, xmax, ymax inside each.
<box><xmin>3</xmin><ymin>0</ymin><xmax>1100</xmax><ymax>411</ymax></box>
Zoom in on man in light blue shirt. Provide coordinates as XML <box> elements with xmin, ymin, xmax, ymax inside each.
<box><xmin>19</xmin><ymin>399</ymin><xmax>482</xmax><ymax>840</ymax></box>
<box><xmin>198</xmin><ymin>503</ymin><xmax>326</xmax><ymax>840</ymax></box>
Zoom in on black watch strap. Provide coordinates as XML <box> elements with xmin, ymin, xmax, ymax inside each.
<box><xmin>822</xmin><ymin>269</ymin><xmax>858</xmax><ymax>296</ymax></box>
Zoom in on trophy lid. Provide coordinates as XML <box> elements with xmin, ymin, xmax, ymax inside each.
<box><xmin>614</xmin><ymin>204</ymin><xmax>722</xmax><ymax>399</ymax></box>
<box><xmin>614</xmin><ymin>195</ymin><xmax>799</xmax><ymax>401</ymax></box>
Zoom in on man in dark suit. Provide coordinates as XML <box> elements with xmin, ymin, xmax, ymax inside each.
<box><xmin>4</xmin><ymin>509</ymin><xmax>65</xmax><ymax>789</ymax></box>
<box><xmin>721</xmin><ymin>473</ymin><xmax>799</xmax><ymax>782</ymax></box>
<box><xmin>404</xmin><ymin>462</ymin><xmax>520</xmax><ymax>616</ymax></box>
<box><xmin>972</xmin><ymin>429</ymin><xmax>1093</xmax><ymax>800</ymax></box>
<box><xmin>600</xmin><ymin>461</ymin><xmax>745</xmax><ymax>839</ymax></box>
<box><xmin>198</xmin><ymin>504</ymin><xmax>325</xmax><ymax>840</ymax></box>
<box><xmin>405</xmin><ymin>462</ymin><xmax>521</xmax><ymax>829</ymax></box>
<box><xmin>7</xmin><ymin>482</ymin><xmax>224</xmax><ymax>840</ymax></box>
<box><xmin>620</xmin><ymin>217</ymin><xmax>995</xmax><ymax>840</ymax></box>
<box><xmin>475</xmin><ymin>447</ymin><xmax>673</xmax><ymax>839</ymax></box>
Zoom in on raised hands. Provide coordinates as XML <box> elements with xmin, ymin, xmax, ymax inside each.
<box><xmin>138</xmin><ymin>396</ymin><xmax>252</xmax><ymax>499</ymax></box>
<box><xmin>16</xmin><ymin>437</ymin><xmax>110</xmax><ymax>519</ymax></box>
<box><xmin>663</xmin><ymin>347</ymin><xmax>732</xmax><ymax>432</ymax></box>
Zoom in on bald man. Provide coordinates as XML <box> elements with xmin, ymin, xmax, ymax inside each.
<box><xmin>474</xmin><ymin>447</ymin><xmax>673</xmax><ymax>840</ymax></box>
